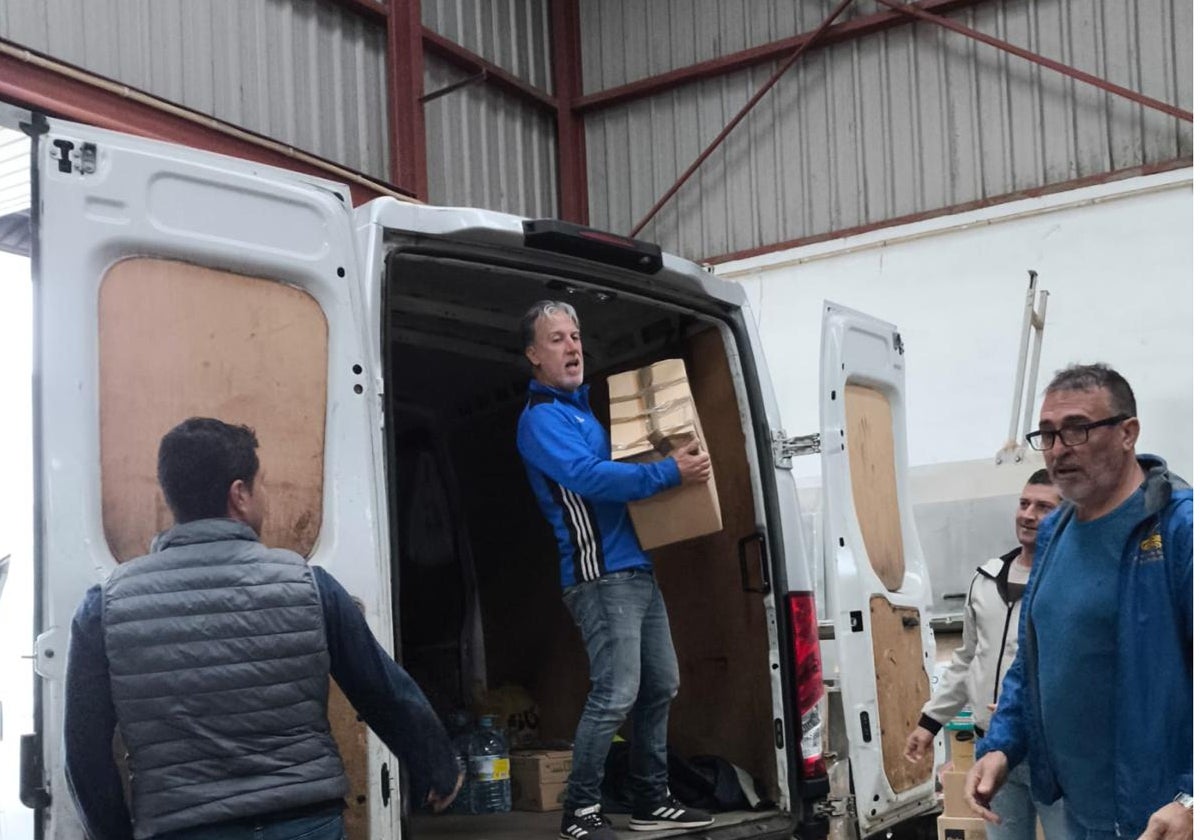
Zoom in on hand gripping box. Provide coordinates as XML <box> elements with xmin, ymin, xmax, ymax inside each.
<box><xmin>511</xmin><ymin>750</ymin><xmax>572</xmax><ymax>812</ymax></box>
<box><xmin>607</xmin><ymin>359</ymin><xmax>722</xmax><ymax>550</ymax></box>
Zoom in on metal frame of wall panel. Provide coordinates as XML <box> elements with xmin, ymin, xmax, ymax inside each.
<box><xmin>0</xmin><ymin>0</ymin><xmax>1190</xmax><ymax>235</ymax></box>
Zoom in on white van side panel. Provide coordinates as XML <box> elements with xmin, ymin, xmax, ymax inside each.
<box><xmin>34</xmin><ymin>120</ymin><xmax>395</xmax><ymax>839</ymax></box>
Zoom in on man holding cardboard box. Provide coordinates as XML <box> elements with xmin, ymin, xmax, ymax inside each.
<box><xmin>516</xmin><ymin>301</ymin><xmax>716</xmax><ymax>840</ymax></box>
<box><xmin>904</xmin><ymin>469</ymin><xmax>1065</xmax><ymax>840</ymax></box>
<box><xmin>968</xmin><ymin>365</ymin><xmax>1193</xmax><ymax>840</ymax></box>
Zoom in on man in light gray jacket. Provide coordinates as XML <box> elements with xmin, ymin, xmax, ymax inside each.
<box><xmin>905</xmin><ymin>469</ymin><xmax>1065</xmax><ymax>840</ymax></box>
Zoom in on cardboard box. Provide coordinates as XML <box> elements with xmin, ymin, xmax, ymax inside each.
<box><xmin>940</xmin><ymin>771</ymin><xmax>973</xmax><ymax>818</ymax></box>
<box><xmin>607</xmin><ymin>359</ymin><xmax>723</xmax><ymax>550</ymax></box>
<box><xmin>947</xmin><ymin>728</ymin><xmax>975</xmax><ymax>765</ymax></box>
<box><xmin>937</xmin><ymin>815</ymin><xmax>987</xmax><ymax>840</ymax></box>
<box><xmin>511</xmin><ymin>750</ymin><xmax>572</xmax><ymax>812</ymax></box>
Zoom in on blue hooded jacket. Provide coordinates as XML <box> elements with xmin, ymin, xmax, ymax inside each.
<box><xmin>979</xmin><ymin>454</ymin><xmax>1192</xmax><ymax>833</ymax></box>
<box><xmin>517</xmin><ymin>380</ymin><xmax>681</xmax><ymax>588</ymax></box>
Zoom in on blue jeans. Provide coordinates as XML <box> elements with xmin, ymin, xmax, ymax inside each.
<box><xmin>152</xmin><ymin>809</ymin><xmax>345</xmax><ymax>840</ymax></box>
<box><xmin>562</xmin><ymin>569</ymin><xmax>680</xmax><ymax>810</ymax></box>
<box><xmin>987</xmin><ymin>762</ymin><xmax>1068</xmax><ymax>840</ymax></box>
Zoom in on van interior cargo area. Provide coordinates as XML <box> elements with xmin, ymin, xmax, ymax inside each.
<box><xmin>382</xmin><ymin>250</ymin><xmax>784</xmax><ymax>834</ymax></box>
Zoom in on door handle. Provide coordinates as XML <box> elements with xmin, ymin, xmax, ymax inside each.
<box><xmin>738</xmin><ymin>533</ymin><xmax>770</xmax><ymax>594</ymax></box>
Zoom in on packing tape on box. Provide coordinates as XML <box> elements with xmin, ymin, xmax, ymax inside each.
<box><xmin>612</xmin><ymin>424</ymin><xmax>699</xmax><ymax>455</ymax></box>
<box><xmin>608</xmin><ymin>376</ymin><xmax>691</xmax><ymax>404</ymax></box>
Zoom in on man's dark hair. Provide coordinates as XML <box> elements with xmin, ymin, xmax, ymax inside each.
<box><xmin>1026</xmin><ymin>468</ymin><xmax>1052</xmax><ymax>486</ymax></box>
<box><xmin>1044</xmin><ymin>363</ymin><xmax>1137</xmax><ymax>418</ymax></box>
<box><xmin>158</xmin><ymin>418</ymin><xmax>260</xmax><ymax>523</ymax></box>
<box><xmin>519</xmin><ymin>300</ymin><xmax>579</xmax><ymax>350</ymax></box>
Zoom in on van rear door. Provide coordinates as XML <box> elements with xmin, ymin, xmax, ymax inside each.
<box><xmin>819</xmin><ymin>302</ymin><xmax>938</xmax><ymax>835</ymax></box>
<box><xmin>28</xmin><ymin>117</ymin><xmax>394</xmax><ymax>840</ymax></box>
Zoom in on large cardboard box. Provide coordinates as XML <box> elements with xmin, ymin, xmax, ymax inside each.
<box><xmin>940</xmin><ymin>771</ymin><xmax>973</xmax><ymax>818</ymax></box>
<box><xmin>511</xmin><ymin>750</ymin><xmax>572</xmax><ymax>812</ymax></box>
<box><xmin>937</xmin><ymin>816</ymin><xmax>987</xmax><ymax>840</ymax></box>
<box><xmin>607</xmin><ymin>359</ymin><xmax>723</xmax><ymax>550</ymax></box>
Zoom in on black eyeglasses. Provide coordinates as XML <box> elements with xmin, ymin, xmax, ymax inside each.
<box><xmin>1025</xmin><ymin>414</ymin><xmax>1130</xmax><ymax>451</ymax></box>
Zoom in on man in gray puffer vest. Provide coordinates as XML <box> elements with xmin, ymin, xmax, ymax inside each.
<box><xmin>64</xmin><ymin>418</ymin><xmax>462</xmax><ymax>840</ymax></box>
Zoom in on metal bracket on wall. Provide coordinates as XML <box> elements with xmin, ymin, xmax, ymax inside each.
<box><xmin>996</xmin><ymin>270</ymin><xmax>1049</xmax><ymax>465</ymax></box>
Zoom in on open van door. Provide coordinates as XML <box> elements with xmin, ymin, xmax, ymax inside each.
<box><xmin>819</xmin><ymin>302</ymin><xmax>938</xmax><ymax>835</ymax></box>
<box><xmin>26</xmin><ymin>117</ymin><xmax>395</xmax><ymax>840</ymax></box>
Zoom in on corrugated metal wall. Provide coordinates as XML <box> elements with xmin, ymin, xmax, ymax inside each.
<box><xmin>0</xmin><ymin>0</ymin><xmax>390</xmax><ymax>180</ymax></box>
<box><xmin>423</xmin><ymin>55</ymin><xmax>557</xmax><ymax>215</ymax></box>
<box><xmin>581</xmin><ymin>0</ymin><xmax>1193</xmax><ymax>260</ymax></box>
<box><xmin>424</xmin><ymin>0</ymin><xmax>552</xmax><ymax>90</ymax></box>
<box><xmin>423</xmin><ymin>0</ymin><xmax>558</xmax><ymax>216</ymax></box>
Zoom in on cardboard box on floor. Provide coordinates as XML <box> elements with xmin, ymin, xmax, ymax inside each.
<box><xmin>607</xmin><ymin>359</ymin><xmax>723</xmax><ymax>550</ymax></box>
<box><xmin>937</xmin><ymin>815</ymin><xmax>987</xmax><ymax>840</ymax></box>
<box><xmin>511</xmin><ymin>750</ymin><xmax>572</xmax><ymax>812</ymax></box>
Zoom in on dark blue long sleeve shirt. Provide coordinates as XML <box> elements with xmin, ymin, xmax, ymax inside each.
<box><xmin>64</xmin><ymin>565</ymin><xmax>458</xmax><ymax>840</ymax></box>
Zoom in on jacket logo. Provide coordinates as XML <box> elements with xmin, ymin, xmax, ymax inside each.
<box><xmin>574</xmin><ymin>415</ymin><xmax>586</xmax><ymax>423</ymax></box>
<box><xmin>1137</xmin><ymin>531</ymin><xmax>1164</xmax><ymax>564</ymax></box>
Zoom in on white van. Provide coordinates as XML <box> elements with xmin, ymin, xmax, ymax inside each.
<box><xmin>19</xmin><ymin>115</ymin><xmax>940</xmax><ymax>840</ymax></box>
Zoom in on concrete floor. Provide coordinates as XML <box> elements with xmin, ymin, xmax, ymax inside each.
<box><xmin>411</xmin><ymin>809</ymin><xmax>772</xmax><ymax>839</ymax></box>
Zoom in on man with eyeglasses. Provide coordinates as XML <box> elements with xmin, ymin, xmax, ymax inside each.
<box><xmin>904</xmin><ymin>469</ymin><xmax>1066</xmax><ymax>840</ymax></box>
<box><xmin>965</xmin><ymin>364</ymin><xmax>1192</xmax><ymax>840</ymax></box>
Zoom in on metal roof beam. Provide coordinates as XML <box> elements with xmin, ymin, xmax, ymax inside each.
<box><xmin>574</xmin><ymin>0</ymin><xmax>984</xmax><ymax>114</ymax></box>
<box><xmin>421</xmin><ymin>28</ymin><xmax>557</xmax><ymax>113</ymax></box>
<box><xmin>876</xmin><ymin>0</ymin><xmax>1192</xmax><ymax>123</ymax></box>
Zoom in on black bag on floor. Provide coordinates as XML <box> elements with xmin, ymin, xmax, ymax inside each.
<box><xmin>600</xmin><ymin>742</ymin><xmax>762</xmax><ymax>813</ymax></box>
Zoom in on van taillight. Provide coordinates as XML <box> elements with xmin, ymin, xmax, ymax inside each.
<box><xmin>787</xmin><ymin>591</ymin><xmax>826</xmax><ymax>778</ymax></box>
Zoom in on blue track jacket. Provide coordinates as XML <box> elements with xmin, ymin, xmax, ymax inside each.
<box><xmin>979</xmin><ymin>455</ymin><xmax>1192</xmax><ymax>833</ymax></box>
<box><xmin>517</xmin><ymin>380</ymin><xmax>681</xmax><ymax>588</ymax></box>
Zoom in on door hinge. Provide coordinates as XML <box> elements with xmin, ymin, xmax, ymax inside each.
<box><xmin>772</xmin><ymin>430</ymin><xmax>820</xmax><ymax>469</ymax></box>
<box><xmin>816</xmin><ymin>794</ymin><xmax>853</xmax><ymax>819</ymax></box>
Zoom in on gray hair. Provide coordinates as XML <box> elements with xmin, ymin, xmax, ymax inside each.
<box><xmin>1045</xmin><ymin>363</ymin><xmax>1137</xmax><ymax>417</ymax></box>
<box><xmin>520</xmin><ymin>300</ymin><xmax>579</xmax><ymax>349</ymax></box>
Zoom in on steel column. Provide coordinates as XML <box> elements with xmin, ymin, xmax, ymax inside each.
<box><xmin>388</xmin><ymin>0</ymin><xmax>428</xmax><ymax>199</ymax></box>
<box><xmin>550</xmin><ymin>0</ymin><xmax>588</xmax><ymax>224</ymax></box>
<box><xmin>629</xmin><ymin>0</ymin><xmax>857</xmax><ymax>237</ymax></box>
<box><xmin>876</xmin><ymin>0</ymin><xmax>1193</xmax><ymax>123</ymax></box>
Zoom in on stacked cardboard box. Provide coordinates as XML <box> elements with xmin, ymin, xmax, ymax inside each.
<box><xmin>511</xmin><ymin>750</ymin><xmax>572</xmax><ymax>812</ymax></box>
<box><xmin>937</xmin><ymin>816</ymin><xmax>987</xmax><ymax>840</ymax></box>
<box><xmin>607</xmin><ymin>359</ymin><xmax>722</xmax><ymax>550</ymax></box>
<box><xmin>940</xmin><ymin>771</ymin><xmax>972</xmax><ymax>818</ymax></box>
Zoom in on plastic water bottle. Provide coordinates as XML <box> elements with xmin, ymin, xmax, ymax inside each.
<box><xmin>446</xmin><ymin>711</ymin><xmax>474</xmax><ymax>815</ymax></box>
<box><xmin>468</xmin><ymin>715</ymin><xmax>511</xmax><ymax>813</ymax></box>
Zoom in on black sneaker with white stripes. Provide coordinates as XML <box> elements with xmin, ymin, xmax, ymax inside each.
<box><xmin>560</xmin><ymin>804</ymin><xmax>617</xmax><ymax>840</ymax></box>
<box><xmin>629</xmin><ymin>796</ymin><xmax>715</xmax><ymax>831</ymax></box>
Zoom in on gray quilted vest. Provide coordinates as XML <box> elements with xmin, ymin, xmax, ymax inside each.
<box><xmin>101</xmin><ymin>519</ymin><xmax>348</xmax><ymax>838</ymax></box>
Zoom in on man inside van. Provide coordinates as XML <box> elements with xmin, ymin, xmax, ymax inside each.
<box><xmin>904</xmin><ymin>469</ymin><xmax>1065</xmax><ymax>840</ymax></box>
<box><xmin>966</xmin><ymin>364</ymin><xmax>1192</xmax><ymax>840</ymax></box>
<box><xmin>517</xmin><ymin>301</ymin><xmax>715</xmax><ymax>840</ymax></box>
<box><xmin>64</xmin><ymin>417</ymin><xmax>462</xmax><ymax>840</ymax></box>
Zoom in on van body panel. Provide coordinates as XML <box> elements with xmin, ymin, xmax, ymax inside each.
<box><xmin>27</xmin><ymin>118</ymin><xmax>939</xmax><ymax>840</ymax></box>
<box><xmin>819</xmin><ymin>302</ymin><xmax>938</xmax><ymax>834</ymax></box>
<box><xmin>31</xmin><ymin>118</ymin><xmax>397</xmax><ymax>840</ymax></box>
